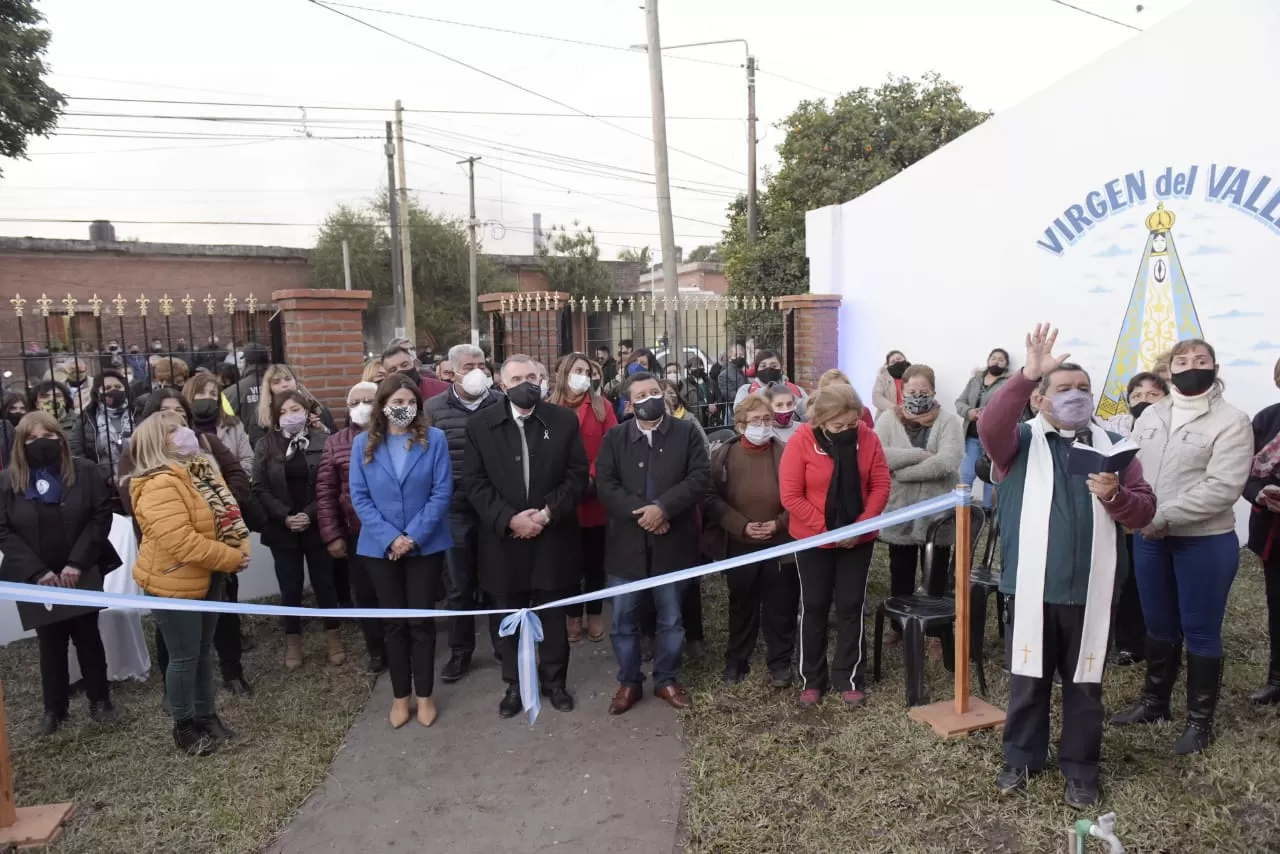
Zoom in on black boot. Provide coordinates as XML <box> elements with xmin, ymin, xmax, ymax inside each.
<box><xmin>1249</xmin><ymin>672</ymin><xmax>1280</xmax><ymax>705</ymax></box>
<box><xmin>1111</xmin><ymin>637</ymin><xmax>1180</xmax><ymax>725</ymax></box>
<box><xmin>173</xmin><ymin>719</ymin><xmax>219</xmax><ymax>756</ymax></box>
<box><xmin>1173</xmin><ymin>653</ymin><xmax>1223</xmax><ymax>756</ymax></box>
<box><xmin>195</xmin><ymin>713</ymin><xmax>238</xmax><ymax>742</ymax></box>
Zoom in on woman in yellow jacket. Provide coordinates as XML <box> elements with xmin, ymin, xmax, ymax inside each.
<box><xmin>131</xmin><ymin>411</ymin><xmax>251</xmax><ymax>757</ymax></box>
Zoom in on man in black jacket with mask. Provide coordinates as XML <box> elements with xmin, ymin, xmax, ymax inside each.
<box><xmin>425</xmin><ymin>343</ymin><xmax>506</xmax><ymax>682</ymax></box>
<box><xmin>462</xmin><ymin>354</ymin><xmax>589</xmax><ymax>718</ymax></box>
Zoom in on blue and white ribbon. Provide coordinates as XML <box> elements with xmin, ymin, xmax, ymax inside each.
<box><xmin>0</xmin><ymin>490</ymin><xmax>967</xmax><ymax>725</ymax></box>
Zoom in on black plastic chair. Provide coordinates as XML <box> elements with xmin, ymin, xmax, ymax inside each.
<box><xmin>872</xmin><ymin>508</ymin><xmax>988</xmax><ymax>707</ymax></box>
<box><xmin>969</xmin><ymin>510</ymin><xmax>1005</xmax><ymax>647</ymax></box>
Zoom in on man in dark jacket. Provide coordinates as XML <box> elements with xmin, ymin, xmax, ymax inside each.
<box><xmin>425</xmin><ymin>343</ymin><xmax>506</xmax><ymax>682</ymax></box>
<box><xmin>229</xmin><ymin>343</ymin><xmax>270</xmax><ymax>445</ymax></box>
<box><xmin>316</xmin><ymin>381</ymin><xmax>385</xmax><ymax>673</ymax></box>
<box><xmin>462</xmin><ymin>354</ymin><xmax>589</xmax><ymax>718</ymax></box>
<box><xmin>596</xmin><ymin>371</ymin><xmax>710</xmax><ymax>715</ymax></box>
<box><xmin>714</xmin><ymin>342</ymin><xmax>749</xmax><ymax>421</ymax></box>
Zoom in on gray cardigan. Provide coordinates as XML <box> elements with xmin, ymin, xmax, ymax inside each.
<box><xmin>874</xmin><ymin>408</ymin><xmax>965</xmax><ymax>547</ymax></box>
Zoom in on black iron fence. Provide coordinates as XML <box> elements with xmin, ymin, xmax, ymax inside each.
<box><xmin>488</xmin><ymin>292</ymin><xmax>792</xmax><ymax>429</ymax></box>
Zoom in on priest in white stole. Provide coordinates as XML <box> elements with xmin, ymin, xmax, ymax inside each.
<box><xmin>979</xmin><ymin>325</ymin><xmax>1156</xmax><ymax>810</ymax></box>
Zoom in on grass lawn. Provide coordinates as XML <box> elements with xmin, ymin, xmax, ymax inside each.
<box><xmin>0</xmin><ymin>611</ymin><xmax>371</xmax><ymax>854</ymax></box>
<box><xmin>681</xmin><ymin>548</ymin><xmax>1280</xmax><ymax>854</ymax></box>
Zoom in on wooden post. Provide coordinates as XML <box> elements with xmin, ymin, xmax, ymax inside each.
<box><xmin>907</xmin><ymin>486</ymin><xmax>1007</xmax><ymax>737</ymax></box>
<box><xmin>0</xmin><ymin>680</ymin><xmax>76</xmax><ymax>847</ymax></box>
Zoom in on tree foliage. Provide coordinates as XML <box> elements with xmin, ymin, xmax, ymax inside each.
<box><xmin>537</xmin><ymin>221</ymin><xmax>613</xmax><ymax>297</ymax></box>
<box><xmin>616</xmin><ymin>245</ymin><xmax>652</xmax><ymax>264</ymax></box>
<box><xmin>311</xmin><ymin>193</ymin><xmax>512</xmax><ymax>348</ymax></box>
<box><xmin>687</xmin><ymin>244</ymin><xmax>722</xmax><ymax>263</ymax></box>
<box><xmin>721</xmin><ymin>73</ymin><xmax>989</xmax><ymax>298</ymax></box>
<box><xmin>0</xmin><ymin>0</ymin><xmax>64</xmax><ymax>174</ymax></box>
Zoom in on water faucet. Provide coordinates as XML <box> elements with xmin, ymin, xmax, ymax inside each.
<box><xmin>1072</xmin><ymin>812</ymin><xmax>1124</xmax><ymax>854</ymax></box>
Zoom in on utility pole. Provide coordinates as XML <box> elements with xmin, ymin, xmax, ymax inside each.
<box><xmin>746</xmin><ymin>54</ymin><xmax>758</xmax><ymax>242</ymax></box>
<box><xmin>341</xmin><ymin>238</ymin><xmax>352</xmax><ymax>290</ymax></box>
<box><xmin>644</xmin><ymin>0</ymin><xmax>681</xmax><ymax>363</ymax></box>
<box><xmin>395</xmin><ymin>100</ymin><xmax>415</xmax><ymax>346</ymax></box>
<box><xmin>459</xmin><ymin>155</ymin><xmax>482</xmax><ymax>348</ymax></box>
<box><xmin>385</xmin><ymin>121</ymin><xmax>404</xmax><ymax>338</ymax></box>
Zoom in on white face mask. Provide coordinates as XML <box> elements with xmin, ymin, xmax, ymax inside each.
<box><xmin>349</xmin><ymin>402</ymin><xmax>372</xmax><ymax>427</ymax></box>
<box><xmin>744</xmin><ymin>425</ymin><xmax>774</xmax><ymax>446</ymax></box>
<box><xmin>567</xmin><ymin>373</ymin><xmax>592</xmax><ymax>394</ymax></box>
<box><xmin>460</xmin><ymin>368</ymin><xmax>492</xmax><ymax>397</ymax></box>
<box><xmin>540</xmin><ymin>379</ymin><xmax>550</xmax><ymax>398</ymax></box>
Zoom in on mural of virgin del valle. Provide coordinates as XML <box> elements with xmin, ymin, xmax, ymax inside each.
<box><xmin>1095</xmin><ymin>202</ymin><xmax>1203</xmax><ymax>419</ymax></box>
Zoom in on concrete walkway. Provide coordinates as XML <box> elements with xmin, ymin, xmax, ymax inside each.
<box><xmin>265</xmin><ymin>629</ymin><xmax>686</xmax><ymax>854</ymax></box>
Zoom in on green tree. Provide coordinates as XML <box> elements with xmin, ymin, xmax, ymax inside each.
<box><xmin>616</xmin><ymin>245</ymin><xmax>652</xmax><ymax>264</ymax></box>
<box><xmin>687</xmin><ymin>244</ymin><xmax>722</xmax><ymax>263</ymax></box>
<box><xmin>311</xmin><ymin>193</ymin><xmax>511</xmax><ymax>348</ymax></box>
<box><xmin>721</xmin><ymin>73</ymin><xmax>988</xmax><ymax>299</ymax></box>
<box><xmin>537</xmin><ymin>221</ymin><xmax>613</xmax><ymax>297</ymax></box>
<box><xmin>0</xmin><ymin>0</ymin><xmax>63</xmax><ymax>175</ymax></box>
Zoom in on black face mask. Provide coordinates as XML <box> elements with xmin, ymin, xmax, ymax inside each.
<box><xmin>1171</xmin><ymin>367</ymin><xmax>1215</xmax><ymax>397</ymax></box>
<box><xmin>25</xmin><ymin>437</ymin><xmax>62</xmax><ymax>469</ymax></box>
<box><xmin>103</xmin><ymin>388</ymin><xmax>127</xmax><ymax>410</ymax></box>
<box><xmin>633</xmin><ymin>396</ymin><xmax>666</xmax><ymax>422</ymax></box>
<box><xmin>886</xmin><ymin>361</ymin><xmax>910</xmax><ymax>380</ymax></box>
<box><xmin>1129</xmin><ymin>401</ymin><xmax>1153</xmax><ymax>421</ymax></box>
<box><xmin>690</xmin><ymin>367</ymin><xmax>706</xmax><ymax>380</ymax></box>
<box><xmin>193</xmin><ymin>399</ymin><xmax>220</xmax><ymax>422</ymax></box>
<box><xmin>402</xmin><ymin>368</ymin><xmax>422</xmax><ymax>387</ymax></box>
<box><xmin>5</xmin><ymin>411</ymin><xmax>25</xmax><ymax>427</ymax></box>
<box><xmin>756</xmin><ymin>367</ymin><xmax>782</xmax><ymax>385</ymax></box>
<box><xmin>731</xmin><ymin>357</ymin><xmax>747</xmax><ymax>370</ymax></box>
<box><xmin>506</xmin><ymin>381</ymin><xmax>541</xmax><ymax>410</ymax></box>
<box><xmin>590</xmin><ymin>378</ymin><xmax>602</xmax><ymax>392</ymax></box>
<box><xmin>987</xmin><ymin>364</ymin><xmax>1008</xmax><ymax>377</ymax></box>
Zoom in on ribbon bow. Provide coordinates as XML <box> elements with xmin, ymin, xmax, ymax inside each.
<box><xmin>498</xmin><ymin>608</ymin><xmax>545</xmax><ymax>725</ymax></box>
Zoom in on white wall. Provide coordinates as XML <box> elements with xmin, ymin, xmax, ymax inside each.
<box><xmin>0</xmin><ymin>533</ymin><xmax>283</xmax><ymax>647</ymax></box>
<box><xmin>808</xmin><ymin>0</ymin><xmax>1280</xmax><ymax>427</ymax></box>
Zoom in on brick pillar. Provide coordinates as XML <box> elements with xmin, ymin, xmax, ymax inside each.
<box><xmin>778</xmin><ymin>293</ymin><xmax>842</xmax><ymax>393</ymax></box>
<box><xmin>272</xmin><ymin>288</ymin><xmax>371</xmax><ymax>423</ymax></box>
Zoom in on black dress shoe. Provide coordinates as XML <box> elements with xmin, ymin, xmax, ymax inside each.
<box><xmin>995</xmin><ymin>765</ymin><xmax>1032</xmax><ymax>795</ymax></box>
<box><xmin>1065</xmin><ymin>777</ymin><xmax>1100</xmax><ymax>809</ymax></box>
<box><xmin>89</xmin><ymin>699</ymin><xmax>118</xmax><ymax>724</ymax></box>
<box><xmin>223</xmin><ymin>677</ymin><xmax>254</xmax><ymax>697</ymax></box>
<box><xmin>542</xmin><ymin>685</ymin><xmax>574</xmax><ymax>713</ymax></box>
<box><xmin>38</xmin><ymin>711</ymin><xmax>65</xmax><ymax>737</ymax></box>
<box><xmin>195</xmin><ymin>714</ymin><xmax>237</xmax><ymax>742</ymax></box>
<box><xmin>440</xmin><ymin>653</ymin><xmax>471</xmax><ymax>684</ymax></box>
<box><xmin>1249</xmin><ymin>677</ymin><xmax>1280</xmax><ymax>706</ymax></box>
<box><xmin>722</xmin><ymin>666</ymin><xmax>747</xmax><ymax>686</ymax></box>
<box><xmin>498</xmin><ymin>685</ymin><xmax>523</xmax><ymax>719</ymax></box>
<box><xmin>365</xmin><ymin>653</ymin><xmax>387</xmax><ymax>675</ymax></box>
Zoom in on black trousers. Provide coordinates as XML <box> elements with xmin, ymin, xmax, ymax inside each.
<box><xmin>577</xmin><ymin>525</ymin><xmax>608</xmax><ymax>618</ymax></box>
<box><xmin>887</xmin><ymin>543</ymin><xmax>951</xmax><ymax>597</ymax></box>
<box><xmin>724</xmin><ymin>547</ymin><xmax>799</xmax><ymax>676</ymax></box>
<box><xmin>37</xmin><ymin>611</ymin><xmax>109</xmax><ymax>715</ymax></box>
<box><xmin>271</xmin><ymin>534</ymin><xmax>339</xmax><ymax>633</ymax></box>
<box><xmin>1112</xmin><ymin>534</ymin><xmax>1146</xmax><ymax>656</ymax></box>
<box><xmin>494</xmin><ymin>587</ymin><xmax>574</xmax><ymax>689</ymax></box>
<box><xmin>1264</xmin><ymin>549</ymin><xmax>1280</xmax><ymax>675</ymax></box>
<box><xmin>444</xmin><ymin>511</ymin><xmax>500</xmax><ymax>658</ymax></box>
<box><xmin>155</xmin><ymin>573</ymin><xmax>244</xmax><ymax>681</ymax></box>
<box><xmin>365</xmin><ymin>554</ymin><xmax>442</xmax><ymax>699</ymax></box>
<box><xmin>641</xmin><ymin>577</ymin><xmax>703</xmax><ymax>642</ymax></box>
<box><xmin>1003</xmin><ymin>599</ymin><xmax>1104</xmax><ymax>784</ymax></box>
<box><xmin>797</xmin><ymin>542</ymin><xmax>875</xmax><ymax>693</ymax></box>
<box><xmin>345</xmin><ymin>544</ymin><xmax>386</xmax><ymax>658</ymax></box>
<box><xmin>332</xmin><ymin>555</ymin><xmax>352</xmax><ymax>608</ymax></box>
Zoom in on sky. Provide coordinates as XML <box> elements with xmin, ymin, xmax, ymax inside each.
<box><xmin>0</xmin><ymin>0</ymin><xmax>1193</xmax><ymax>259</ymax></box>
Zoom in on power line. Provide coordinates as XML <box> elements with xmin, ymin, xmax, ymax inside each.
<box><xmin>1045</xmin><ymin>0</ymin><xmax>1142</xmax><ymax>30</ymax></box>
<box><xmin>304</xmin><ymin>0</ymin><xmax>745</xmax><ymax>177</ymax></box>
<box><xmin>27</xmin><ymin>138</ymin><xmax>288</xmax><ymax>156</ymax></box>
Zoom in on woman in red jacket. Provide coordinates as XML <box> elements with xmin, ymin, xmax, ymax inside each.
<box><xmin>779</xmin><ymin>381</ymin><xmax>890</xmax><ymax>710</ymax></box>
<box><xmin>549</xmin><ymin>353</ymin><xmax>618</xmax><ymax>643</ymax></box>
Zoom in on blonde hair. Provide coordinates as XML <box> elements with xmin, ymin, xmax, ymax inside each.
<box><xmin>257</xmin><ymin>364</ymin><xmax>315</xmax><ymax>429</ymax></box>
<box><xmin>8</xmin><ymin>411</ymin><xmax>75</xmax><ymax>493</ymax></box>
<box><xmin>130</xmin><ymin>411</ymin><xmax>188</xmax><ymax>476</ymax></box>
<box><xmin>807</xmin><ymin>382</ymin><xmax>862</xmax><ymax>430</ymax></box>
<box><xmin>361</xmin><ymin>359</ymin><xmax>384</xmax><ymax>384</ymax></box>
<box><xmin>817</xmin><ymin>368</ymin><xmax>852</xmax><ymax>390</ymax></box>
<box><xmin>152</xmin><ymin>357</ymin><xmax>190</xmax><ymax>387</ymax></box>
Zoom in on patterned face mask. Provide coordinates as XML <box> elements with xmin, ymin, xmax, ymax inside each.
<box><xmin>903</xmin><ymin>392</ymin><xmax>935</xmax><ymax>415</ymax></box>
<box><xmin>384</xmin><ymin>403</ymin><xmax>417</xmax><ymax>427</ymax></box>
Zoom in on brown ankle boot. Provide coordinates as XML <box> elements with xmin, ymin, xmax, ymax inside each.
<box><xmin>325</xmin><ymin>628</ymin><xmax>346</xmax><ymax>666</ymax></box>
<box><xmin>285</xmin><ymin>635</ymin><xmax>303</xmax><ymax>670</ymax></box>
<box><xmin>586</xmin><ymin>614</ymin><xmax>606</xmax><ymax>642</ymax></box>
<box><xmin>567</xmin><ymin>616</ymin><xmax>583</xmax><ymax>644</ymax></box>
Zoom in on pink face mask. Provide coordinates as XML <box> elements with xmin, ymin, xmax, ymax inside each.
<box><xmin>774</xmin><ymin>410</ymin><xmax>795</xmax><ymax>428</ymax></box>
<box><xmin>171</xmin><ymin>426</ymin><xmax>200</xmax><ymax>456</ymax></box>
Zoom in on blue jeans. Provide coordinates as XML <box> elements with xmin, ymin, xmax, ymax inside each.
<box><xmin>609</xmin><ymin>575</ymin><xmax>687</xmax><ymax>689</ymax></box>
<box><xmin>1134</xmin><ymin>532</ymin><xmax>1240</xmax><ymax>657</ymax></box>
<box><xmin>960</xmin><ymin>436</ymin><xmax>992</xmax><ymax>507</ymax></box>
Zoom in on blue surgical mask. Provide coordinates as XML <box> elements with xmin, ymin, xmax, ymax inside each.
<box><xmin>1049</xmin><ymin>388</ymin><xmax>1094</xmax><ymax>430</ymax></box>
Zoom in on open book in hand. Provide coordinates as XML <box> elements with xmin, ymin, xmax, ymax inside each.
<box><xmin>1068</xmin><ymin>437</ymin><xmax>1139</xmax><ymax>476</ymax></box>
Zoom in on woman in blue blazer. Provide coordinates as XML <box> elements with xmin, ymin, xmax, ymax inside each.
<box><xmin>350</xmin><ymin>374</ymin><xmax>453</xmax><ymax>729</ymax></box>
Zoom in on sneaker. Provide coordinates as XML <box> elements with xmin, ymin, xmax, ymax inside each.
<box><xmin>173</xmin><ymin>719</ymin><xmax>219</xmax><ymax>757</ymax></box>
<box><xmin>1064</xmin><ymin>777</ymin><xmax>1100</xmax><ymax>809</ymax></box>
<box><xmin>441</xmin><ymin>653</ymin><xmax>471</xmax><ymax>684</ymax></box>
<box><xmin>840</xmin><ymin>690</ymin><xmax>867</xmax><ymax>709</ymax></box>
<box><xmin>797</xmin><ymin>689</ymin><xmax>822</xmax><ymax>709</ymax></box>
<box><xmin>89</xmin><ymin>700</ymin><xmax>117</xmax><ymax>724</ymax></box>
<box><xmin>995</xmin><ymin>765</ymin><xmax>1031</xmax><ymax>795</ymax></box>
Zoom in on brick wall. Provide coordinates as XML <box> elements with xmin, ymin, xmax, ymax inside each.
<box><xmin>274</xmin><ymin>289</ymin><xmax>372</xmax><ymax>423</ymax></box>
<box><xmin>778</xmin><ymin>294</ymin><xmax>842</xmax><ymax>393</ymax></box>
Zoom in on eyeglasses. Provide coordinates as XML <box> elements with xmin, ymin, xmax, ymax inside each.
<box><xmin>744</xmin><ymin>417</ymin><xmax>771</xmax><ymax>427</ymax></box>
